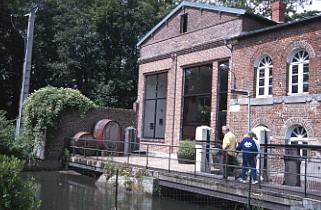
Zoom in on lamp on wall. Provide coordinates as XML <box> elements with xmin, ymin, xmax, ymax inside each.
<box><xmin>219</xmin><ymin>63</ymin><xmax>251</xmax><ymax>130</ymax></box>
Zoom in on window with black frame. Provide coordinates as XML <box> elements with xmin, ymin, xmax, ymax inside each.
<box><xmin>143</xmin><ymin>73</ymin><xmax>167</xmax><ymax>139</ymax></box>
<box><xmin>183</xmin><ymin>65</ymin><xmax>212</xmax><ymax>140</ymax></box>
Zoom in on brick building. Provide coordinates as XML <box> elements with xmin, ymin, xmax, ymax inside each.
<box><xmin>136</xmin><ymin>0</ymin><xmax>321</xmax><ymax>152</ymax></box>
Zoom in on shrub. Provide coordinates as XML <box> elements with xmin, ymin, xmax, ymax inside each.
<box><xmin>21</xmin><ymin>87</ymin><xmax>97</xmax><ymax>154</ymax></box>
<box><xmin>0</xmin><ymin>110</ymin><xmax>27</xmax><ymax>157</ymax></box>
<box><xmin>177</xmin><ymin>140</ymin><xmax>196</xmax><ymax>163</ymax></box>
<box><xmin>0</xmin><ymin>155</ymin><xmax>40</xmax><ymax>210</ymax></box>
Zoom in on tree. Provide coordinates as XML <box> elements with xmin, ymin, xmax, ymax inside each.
<box><xmin>0</xmin><ymin>0</ymin><xmax>318</xmax><ymax>120</ymax></box>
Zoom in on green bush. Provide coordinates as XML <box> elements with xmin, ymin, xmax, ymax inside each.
<box><xmin>0</xmin><ymin>110</ymin><xmax>27</xmax><ymax>157</ymax></box>
<box><xmin>21</xmin><ymin>87</ymin><xmax>97</xmax><ymax>153</ymax></box>
<box><xmin>177</xmin><ymin>140</ymin><xmax>196</xmax><ymax>162</ymax></box>
<box><xmin>0</xmin><ymin>155</ymin><xmax>40</xmax><ymax>210</ymax></box>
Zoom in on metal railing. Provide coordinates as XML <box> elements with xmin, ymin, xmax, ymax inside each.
<box><xmin>64</xmin><ymin>137</ymin><xmax>321</xmax><ymax>205</ymax></box>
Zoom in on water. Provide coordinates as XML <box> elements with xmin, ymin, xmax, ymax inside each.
<box><xmin>24</xmin><ymin>171</ymin><xmax>239</xmax><ymax>210</ymax></box>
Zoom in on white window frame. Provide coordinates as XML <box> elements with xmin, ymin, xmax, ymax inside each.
<box><xmin>289</xmin><ymin>50</ymin><xmax>309</xmax><ymax>95</ymax></box>
<box><xmin>256</xmin><ymin>56</ymin><xmax>273</xmax><ymax>98</ymax></box>
<box><xmin>289</xmin><ymin>125</ymin><xmax>308</xmax><ymax>157</ymax></box>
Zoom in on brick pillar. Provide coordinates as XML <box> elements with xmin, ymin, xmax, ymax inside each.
<box><xmin>210</xmin><ymin>61</ymin><xmax>218</xmax><ymax>141</ymax></box>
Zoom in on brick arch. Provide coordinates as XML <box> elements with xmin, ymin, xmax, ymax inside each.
<box><xmin>280</xmin><ymin>117</ymin><xmax>314</xmax><ymax>141</ymax></box>
<box><xmin>251</xmin><ymin>117</ymin><xmax>275</xmax><ymax>133</ymax></box>
<box><xmin>283</xmin><ymin>40</ymin><xmax>316</xmax><ymax>63</ymax></box>
<box><xmin>250</xmin><ymin>48</ymin><xmax>276</xmax><ymax>68</ymax></box>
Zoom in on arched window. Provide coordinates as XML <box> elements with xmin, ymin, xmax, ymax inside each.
<box><xmin>256</xmin><ymin>55</ymin><xmax>272</xmax><ymax>97</ymax></box>
<box><xmin>289</xmin><ymin>50</ymin><xmax>309</xmax><ymax>94</ymax></box>
<box><xmin>289</xmin><ymin>125</ymin><xmax>308</xmax><ymax>156</ymax></box>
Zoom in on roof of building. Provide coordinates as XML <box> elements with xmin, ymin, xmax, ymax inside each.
<box><xmin>229</xmin><ymin>13</ymin><xmax>321</xmax><ymax>40</ymax></box>
<box><xmin>136</xmin><ymin>1</ymin><xmax>275</xmax><ymax>47</ymax></box>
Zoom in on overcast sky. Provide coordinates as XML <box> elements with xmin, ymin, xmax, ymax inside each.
<box><xmin>300</xmin><ymin>0</ymin><xmax>321</xmax><ymax>12</ymax></box>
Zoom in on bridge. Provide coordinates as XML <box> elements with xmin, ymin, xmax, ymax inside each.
<box><xmin>65</xmin><ymin>138</ymin><xmax>321</xmax><ymax>210</ymax></box>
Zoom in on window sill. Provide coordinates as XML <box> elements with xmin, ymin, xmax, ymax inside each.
<box><xmin>230</xmin><ymin>93</ymin><xmax>321</xmax><ymax>106</ymax></box>
<box><xmin>140</xmin><ymin>138</ymin><xmax>165</xmax><ymax>144</ymax></box>
<box><xmin>256</xmin><ymin>95</ymin><xmax>273</xmax><ymax>99</ymax></box>
<box><xmin>287</xmin><ymin>92</ymin><xmax>309</xmax><ymax>96</ymax></box>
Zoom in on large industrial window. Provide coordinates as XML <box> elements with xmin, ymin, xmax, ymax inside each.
<box><xmin>143</xmin><ymin>73</ymin><xmax>167</xmax><ymax>139</ymax></box>
<box><xmin>183</xmin><ymin>65</ymin><xmax>212</xmax><ymax>140</ymax></box>
<box><xmin>289</xmin><ymin>50</ymin><xmax>309</xmax><ymax>94</ymax></box>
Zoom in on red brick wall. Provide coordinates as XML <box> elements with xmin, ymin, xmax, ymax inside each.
<box><xmin>142</xmin><ymin>7</ymin><xmax>238</xmax><ymax>47</ymax></box>
<box><xmin>45</xmin><ymin>108</ymin><xmax>136</xmax><ymax>160</ymax></box>
<box><xmin>137</xmin><ymin>6</ymin><xmax>274</xmax><ymax>149</ymax></box>
<box><xmin>227</xmin><ymin>20</ymin><xmax>321</xmax><ymax>144</ymax></box>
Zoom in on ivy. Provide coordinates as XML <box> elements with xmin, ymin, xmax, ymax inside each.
<box><xmin>21</xmin><ymin>87</ymin><xmax>97</xmax><ymax>151</ymax></box>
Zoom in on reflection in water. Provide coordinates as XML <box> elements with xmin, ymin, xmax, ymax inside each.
<box><xmin>23</xmin><ymin>171</ymin><xmax>234</xmax><ymax>210</ymax></box>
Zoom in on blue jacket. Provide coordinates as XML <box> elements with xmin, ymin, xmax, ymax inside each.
<box><xmin>236</xmin><ymin>137</ymin><xmax>258</xmax><ymax>159</ymax></box>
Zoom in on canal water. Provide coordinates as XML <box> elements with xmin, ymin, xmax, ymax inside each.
<box><xmin>24</xmin><ymin>171</ymin><xmax>241</xmax><ymax>210</ymax></box>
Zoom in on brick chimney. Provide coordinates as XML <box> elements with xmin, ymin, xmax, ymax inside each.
<box><xmin>272</xmin><ymin>0</ymin><xmax>286</xmax><ymax>23</ymax></box>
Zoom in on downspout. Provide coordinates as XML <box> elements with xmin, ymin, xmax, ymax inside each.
<box><xmin>171</xmin><ymin>53</ymin><xmax>178</xmax><ymax>149</ymax></box>
<box><xmin>224</xmin><ymin>38</ymin><xmax>251</xmax><ymax>131</ymax></box>
<box><xmin>224</xmin><ymin>39</ymin><xmax>234</xmax><ymax>128</ymax></box>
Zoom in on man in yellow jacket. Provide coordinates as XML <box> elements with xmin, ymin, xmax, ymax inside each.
<box><xmin>222</xmin><ymin>125</ymin><xmax>237</xmax><ymax>179</ymax></box>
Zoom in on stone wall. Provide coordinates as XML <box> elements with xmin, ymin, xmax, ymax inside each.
<box><xmin>45</xmin><ymin>107</ymin><xmax>136</xmax><ymax>160</ymax></box>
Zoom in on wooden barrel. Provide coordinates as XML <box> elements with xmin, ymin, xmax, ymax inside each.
<box><xmin>93</xmin><ymin>119</ymin><xmax>123</xmax><ymax>155</ymax></box>
<box><xmin>71</xmin><ymin>132</ymin><xmax>96</xmax><ymax>155</ymax></box>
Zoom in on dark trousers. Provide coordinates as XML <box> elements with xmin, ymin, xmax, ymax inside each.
<box><xmin>222</xmin><ymin>152</ymin><xmax>236</xmax><ymax>178</ymax></box>
<box><xmin>241</xmin><ymin>158</ymin><xmax>257</xmax><ymax>181</ymax></box>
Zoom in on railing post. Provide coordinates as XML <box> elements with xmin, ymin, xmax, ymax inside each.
<box><xmin>127</xmin><ymin>141</ymin><xmax>130</xmax><ymax>164</ymax></box>
<box><xmin>95</xmin><ymin>139</ymin><xmax>98</xmax><ymax>160</ymax></box>
<box><xmin>248</xmin><ymin>169</ymin><xmax>252</xmax><ymax>210</ymax></box>
<box><xmin>72</xmin><ymin>138</ymin><xmax>75</xmax><ymax>156</ymax></box>
<box><xmin>259</xmin><ymin>152</ymin><xmax>262</xmax><ymax>189</ymax></box>
<box><xmin>304</xmin><ymin>156</ymin><xmax>307</xmax><ymax>197</ymax></box>
<box><xmin>168</xmin><ymin>146</ymin><xmax>171</xmax><ymax>172</ymax></box>
<box><xmin>194</xmin><ymin>147</ymin><xmax>197</xmax><ymax>177</ymax></box>
<box><xmin>115</xmin><ymin>169</ymin><xmax>119</xmax><ymax>210</ymax></box>
<box><xmin>84</xmin><ymin>138</ymin><xmax>86</xmax><ymax>158</ymax></box>
<box><xmin>146</xmin><ymin>144</ymin><xmax>149</xmax><ymax>169</ymax></box>
<box><xmin>224</xmin><ymin>151</ymin><xmax>228</xmax><ymax>181</ymax></box>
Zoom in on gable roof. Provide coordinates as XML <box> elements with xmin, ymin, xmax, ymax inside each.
<box><xmin>228</xmin><ymin>13</ymin><xmax>321</xmax><ymax>40</ymax></box>
<box><xmin>136</xmin><ymin>1</ymin><xmax>275</xmax><ymax>47</ymax></box>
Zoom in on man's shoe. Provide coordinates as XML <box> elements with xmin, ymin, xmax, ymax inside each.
<box><xmin>252</xmin><ymin>180</ymin><xmax>258</xmax><ymax>185</ymax></box>
<box><xmin>238</xmin><ymin>178</ymin><xmax>247</xmax><ymax>183</ymax></box>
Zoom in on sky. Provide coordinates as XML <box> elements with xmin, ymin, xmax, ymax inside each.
<box><xmin>298</xmin><ymin>0</ymin><xmax>321</xmax><ymax>12</ymax></box>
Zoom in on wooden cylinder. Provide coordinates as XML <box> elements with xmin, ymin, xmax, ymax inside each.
<box><xmin>94</xmin><ymin>119</ymin><xmax>123</xmax><ymax>155</ymax></box>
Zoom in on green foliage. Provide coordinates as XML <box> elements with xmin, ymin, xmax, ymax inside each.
<box><xmin>177</xmin><ymin>140</ymin><xmax>196</xmax><ymax>160</ymax></box>
<box><xmin>0</xmin><ymin>110</ymin><xmax>27</xmax><ymax>157</ymax></box>
<box><xmin>0</xmin><ymin>155</ymin><xmax>40</xmax><ymax>210</ymax></box>
<box><xmin>0</xmin><ymin>0</ymin><xmax>174</xmax><ymax>117</ymax></box>
<box><xmin>201</xmin><ymin>0</ymin><xmax>314</xmax><ymax>20</ymax></box>
<box><xmin>103</xmin><ymin>161</ymin><xmax>149</xmax><ymax>191</ymax></box>
<box><xmin>0</xmin><ymin>111</ymin><xmax>15</xmax><ymax>154</ymax></box>
<box><xmin>21</xmin><ymin>87</ymin><xmax>96</xmax><ymax>149</ymax></box>
<box><xmin>0</xmin><ymin>0</ymin><xmax>317</xmax><ymax>119</ymax></box>
<box><xmin>104</xmin><ymin>161</ymin><xmax>131</xmax><ymax>178</ymax></box>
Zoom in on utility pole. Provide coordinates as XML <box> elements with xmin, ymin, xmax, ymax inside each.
<box><xmin>15</xmin><ymin>6</ymin><xmax>38</xmax><ymax>138</ymax></box>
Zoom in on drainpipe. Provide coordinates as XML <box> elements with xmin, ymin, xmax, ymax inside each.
<box><xmin>224</xmin><ymin>39</ymin><xmax>251</xmax><ymax>131</ymax></box>
<box><xmin>224</xmin><ymin>39</ymin><xmax>234</xmax><ymax>129</ymax></box>
<box><xmin>171</xmin><ymin>53</ymin><xmax>178</xmax><ymax>150</ymax></box>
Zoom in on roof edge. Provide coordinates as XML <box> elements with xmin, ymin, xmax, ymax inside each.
<box><xmin>136</xmin><ymin>1</ymin><xmax>248</xmax><ymax>47</ymax></box>
<box><xmin>228</xmin><ymin>14</ymin><xmax>321</xmax><ymax>41</ymax></box>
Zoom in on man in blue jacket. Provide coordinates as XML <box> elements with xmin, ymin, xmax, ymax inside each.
<box><xmin>236</xmin><ymin>131</ymin><xmax>259</xmax><ymax>184</ymax></box>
